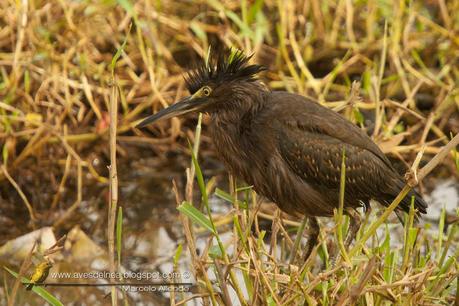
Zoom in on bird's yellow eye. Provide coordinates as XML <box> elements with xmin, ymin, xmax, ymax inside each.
<box><xmin>202</xmin><ymin>86</ymin><xmax>212</xmax><ymax>96</ymax></box>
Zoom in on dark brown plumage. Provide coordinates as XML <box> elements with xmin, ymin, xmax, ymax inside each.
<box><xmin>137</xmin><ymin>50</ymin><xmax>427</xmax><ymax>254</ymax></box>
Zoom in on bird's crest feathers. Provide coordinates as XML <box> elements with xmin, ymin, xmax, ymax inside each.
<box><xmin>185</xmin><ymin>48</ymin><xmax>266</xmax><ymax>94</ymax></box>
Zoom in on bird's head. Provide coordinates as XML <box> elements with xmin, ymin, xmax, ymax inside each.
<box><xmin>136</xmin><ymin>49</ymin><xmax>266</xmax><ymax>127</ymax></box>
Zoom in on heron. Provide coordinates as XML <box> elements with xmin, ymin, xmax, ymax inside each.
<box><xmin>137</xmin><ymin>50</ymin><xmax>427</xmax><ymax>259</ymax></box>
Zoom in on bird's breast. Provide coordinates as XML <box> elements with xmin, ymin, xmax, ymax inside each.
<box><xmin>209</xmin><ymin>119</ymin><xmax>269</xmax><ymax>185</ymax></box>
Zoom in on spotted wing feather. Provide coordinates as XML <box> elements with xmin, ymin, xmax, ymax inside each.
<box><xmin>277</xmin><ymin>126</ymin><xmax>398</xmax><ymax>209</ymax></box>
<box><xmin>266</xmin><ymin>92</ymin><xmax>427</xmax><ymax>216</ymax></box>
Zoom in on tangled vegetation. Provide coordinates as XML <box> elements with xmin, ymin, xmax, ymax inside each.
<box><xmin>0</xmin><ymin>0</ymin><xmax>458</xmax><ymax>305</ymax></box>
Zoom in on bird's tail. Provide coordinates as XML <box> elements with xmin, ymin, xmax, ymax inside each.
<box><xmin>391</xmin><ymin>180</ymin><xmax>428</xmax><ymax>223</ymax></box>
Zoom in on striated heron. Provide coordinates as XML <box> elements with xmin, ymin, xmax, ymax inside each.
<box><xmin>137</xmin><ymin>50</ymin><xmax>427</xmax><ymax>259</ymax></box>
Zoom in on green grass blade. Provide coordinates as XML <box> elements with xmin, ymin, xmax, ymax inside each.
<box><xmin>247</xmin><ymin>0</ymin><xmax>264</xmax><ymax>23</ymax></box>
<box><xmin>110</xmin><ymin>25</ymin><xmax>130</xmax><ymax>72</ymax></box>
<box><xmin>177</xmin><ymin>201</ymin><xmax>216</xmax><ymax>235</ymax></box>
<box><xmin>4</xmin><ymin>266</ymin><xmax>64</xmax><ymax>306</ymax></box>
<box><xmin>289</xmin><ymin>216</ymin><xmax>307</xmax><ymax>264</ymax></box>
<box><xmin>437</xmin><ymin>207</ymin><xmax>446</xmax><ymax>263</ymax></box>
<box><xmin>173</xmin><ymin>243</ymin><xmax>183</xmax><ymax>266</ymax></box>
<box><xmin>215</xmin><ymin>188</ymin><xmax>235</xmax><ymax>203</ymax></box>
<box><xmin>438</xmin><ymin>222</ymin><xmax>457</xmax><ymax>267</ymax></box>
<box><xmin>188</xmin><ymin>144</ymin><xmax>208</xmax><ymax>207</ymax></box>
<box><xmin>116</xmin><ymin>206</ymin><xmax>123</xmax><ymax>264</ymax></box>
<box><xmin>336</xmin><ymin>149</ymin><xmax>350</xmax><ymax>263</ymax></box>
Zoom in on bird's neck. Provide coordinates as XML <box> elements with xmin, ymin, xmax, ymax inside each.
<box><xmin>210</xmin><ymin>83</ymin><xmax>267</xmax><ymax>126</ymax></box>
<box><xmin>209</xmin><ymin>84</ymin><xmax>268</xmax><ymax>181</ymax></box>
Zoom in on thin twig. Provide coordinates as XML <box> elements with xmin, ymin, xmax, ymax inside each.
<box><xmin>409</xmin><ymin>133</ymin><xmax>459</xmax><ymax>186</ymax></box>
<box><xmin>1</xmin><ymin>165</ymin><xmax>36</xmax><ymax>223</ymax></box>
<box><xmin>7</xmin><ymin>242</ymin><xmax>36</xmax><ymax>306</ymax></box>
<box><xmin>108</xmin><ymin>78</ymin><xmax>119</xmax><ymax>306</ymax></box>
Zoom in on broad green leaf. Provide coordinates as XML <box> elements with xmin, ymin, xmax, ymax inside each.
<box><xmin>214</xmin><ymin>188</ymin><xmax>234</xmax><ymax>203</ymax></box>
<box><xmin>4</xmin><ymin>266</ymin><xmax>64</xmax><ymax>306</ymax></box>
<box><xmin>177</xmin><ymin>202</ymin><xmax>216</xmax><ymax>235</ymax></box>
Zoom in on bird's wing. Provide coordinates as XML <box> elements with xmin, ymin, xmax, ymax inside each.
<box><xmin>268</xmin><ymin>92</ymin><xmax>394</xmax><ymax>170</ymax></box>
<box><xmin>261</xmin><ymin>92</ymin><xmax>426</xmax><ymax>215</ymax></box>
<box><xmin>263</xmin><ymin>92</ymin><xmax>400</xmax><ymax>203</ymax></box>
<box><xmin>275</xmin><ymin>123</ymin><xmax>398</xmax><ymax>203</ymax></box>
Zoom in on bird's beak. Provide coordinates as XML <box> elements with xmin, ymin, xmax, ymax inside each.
<box><xmin>136</xmin><ymin>96</ymin><xmax>205</xmax><ymax>128</ymax></box>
